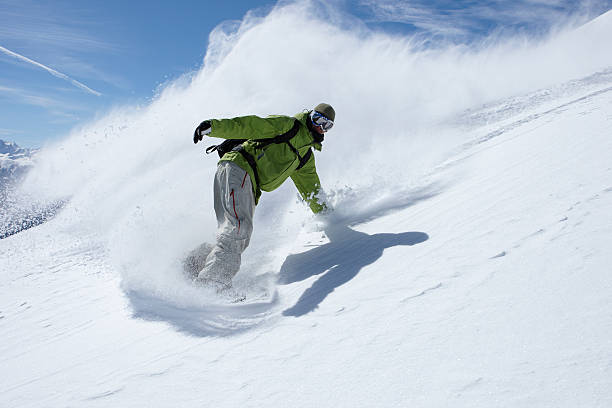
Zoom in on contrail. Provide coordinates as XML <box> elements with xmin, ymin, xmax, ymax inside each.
<box><xmin>0</xmin><ymin>45</ymin><xmax>102</xmax><ymax>96</ymax></box>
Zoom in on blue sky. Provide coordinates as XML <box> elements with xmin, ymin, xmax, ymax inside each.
<box><xmin>1</xmin><ymin>0</ymin><xmax>610</xmax><ymax>148</ymax></box>
<box><xmin>0</xmin><ymin>0</ymin><xmax>278</xmax><ymax>147</ymax></box>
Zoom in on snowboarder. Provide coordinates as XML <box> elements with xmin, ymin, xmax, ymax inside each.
<box><xmin>192</xmin><ymin>103</ymin><xmax>335</xmax><ymax>292</ymax></box>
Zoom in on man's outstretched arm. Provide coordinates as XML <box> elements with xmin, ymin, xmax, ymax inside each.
<box><xmin>291</xmin><ymin>153</ymin><xmax>327</xmax><ymax>214</ymax></box>
<box><xmin>194</xmin><ymin>115</ymin><xmax>296</xmax><ymax>143</ymax></box>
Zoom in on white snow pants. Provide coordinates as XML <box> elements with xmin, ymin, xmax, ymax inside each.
<box><xmin>198</xmin><ymin>161</ymin><xmax>255</xmax><ymax>287</ymax></box>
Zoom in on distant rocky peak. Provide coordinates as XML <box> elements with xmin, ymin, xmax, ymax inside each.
<box><xmin>0</xmin><ymin>139</ymin><xmax>31</xmax><ymax>157</ymax></box>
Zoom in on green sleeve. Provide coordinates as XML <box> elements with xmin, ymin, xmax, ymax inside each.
<box><xmin>291</xmin><ymin>152</ymin><xmax>327</xmax><ymax>214</ymax></box>
<box><xmin>209</xmin><ymin>115</ymin><xmax>296</xmax><ymax>140</ymax></box>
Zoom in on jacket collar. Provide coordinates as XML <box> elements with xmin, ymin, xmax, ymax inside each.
<box><xmin>295</xmin><ymin>111</ymin><xmax>323</xmax><ymax>150</ymax></box>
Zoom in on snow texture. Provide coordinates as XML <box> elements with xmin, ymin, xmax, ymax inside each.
<box><xmin>1</xmin><ymin>5</ymin><xmax>612</xmax><ymax>408</ymax></box>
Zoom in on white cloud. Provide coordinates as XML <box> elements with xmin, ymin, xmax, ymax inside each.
<box><xmin>0</xmin><ymin>128</ymin><xmax>21</xmax><ymax>137</ymax></box>
<box><xmin>0</xmin><ymin>84</ymin><xmax>58</xmax><ymax>108</ymax></box>
<box><xmin>0</xmin><ymin>0</ymin><xmax>116</xmax><ymax>53</ymax></box>
<box><xmin>0</xmin><ymin>45</ymin><xmax>102</xmax><ymax>96</ymax></box>
<box><xmin>0</xmin><ymin>0</ymin><xmax>124</xmax><ymax>89</ymax></box>
<box><xmin>0</xmin><ymin>84</ymin><xmax>89</xmax><ymax>118</ymax></box>
<box><xmin>56</xmin><ymin>56</ymin><xmax>130</xmax><ymax>90</ymax></box>
<box><xmin>358</xmin><ymin>0</ymin><xmax>612</xmax><ymax>40</ymax></box>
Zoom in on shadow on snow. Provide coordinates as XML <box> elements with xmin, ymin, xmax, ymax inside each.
<box><xmin>280</xmin><ymin>225</ymin><xmax>429</xmax><ymax>317</ymax></box>
<box><xmin>278</xmin><ymin>184</ymin><xmax>436</xmax><ymax>317</ymax></box>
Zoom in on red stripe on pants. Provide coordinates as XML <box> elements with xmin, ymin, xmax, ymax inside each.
<box><xmin>230</xmin><ymin>189</ymin><xmax>240</xmax><ymax>233</ymax></box>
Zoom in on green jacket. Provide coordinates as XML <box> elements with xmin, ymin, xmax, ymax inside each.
<box><xmin>207</xmin><ymin>111</ymin><xmax>326</xmax><ymax>213</ymax></box>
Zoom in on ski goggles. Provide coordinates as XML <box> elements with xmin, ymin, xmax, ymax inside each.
<box><xmin>310</xmin><ymin>111</ymin><xmax>334</xmax><ymax>132</ymax></box>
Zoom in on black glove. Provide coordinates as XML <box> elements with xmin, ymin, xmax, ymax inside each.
<box><xmin>193</xmin><ymin>120</ymin><xmax>212</xmax><ymax>144</ymax></box>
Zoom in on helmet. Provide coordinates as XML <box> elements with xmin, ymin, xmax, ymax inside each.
<box><xmin>314</xmin><ymin>103</ymin><xmax>335</xmax><ymax>121</ymax></box>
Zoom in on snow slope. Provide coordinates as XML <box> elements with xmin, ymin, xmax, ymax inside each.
<box><xmin>1</xmin><ymin>5</ymin><xmax>611</xmax><ymax>407</ymax></box>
